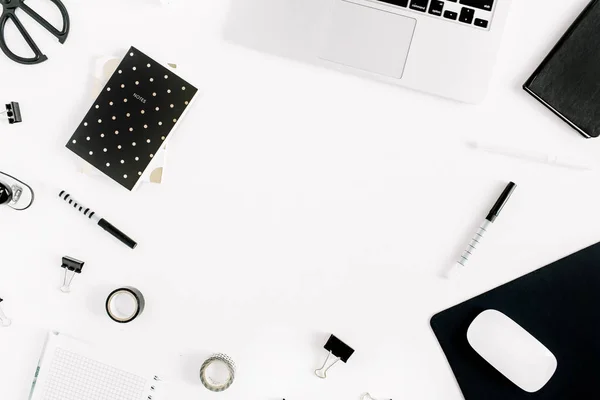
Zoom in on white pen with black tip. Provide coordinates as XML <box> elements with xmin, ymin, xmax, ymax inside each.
<box><xmin>447</xmin><ymin>182</ymin><xmax>517</xmax><ymax>278</ymax></box>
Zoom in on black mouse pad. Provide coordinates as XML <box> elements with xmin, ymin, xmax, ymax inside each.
<box><xmin>431</xmin><ymin>241</ymin><xmax>600</xmax><ymax>399</ymax></box>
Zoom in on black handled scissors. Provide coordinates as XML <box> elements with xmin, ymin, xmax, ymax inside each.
<box><xmin>0</xmin><ymin>0</ymin><xmax>70</xmax><ymax>65</ymax></box>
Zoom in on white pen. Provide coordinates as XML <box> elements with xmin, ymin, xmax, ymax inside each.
<box><xmin>447</xmin><ymin>182</ymin><xmax>517</xmax><ymax>278</ymax></box>
<box><xmin>470</xmin><ymin>141</ymin><xmax>593</xmax><ymax>171</ymax></box>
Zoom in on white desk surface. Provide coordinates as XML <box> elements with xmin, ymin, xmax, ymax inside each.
<box><xmin>1</xmin><ymin>0</ymin><xmax>599</xmax><ymax>399</ymax></box>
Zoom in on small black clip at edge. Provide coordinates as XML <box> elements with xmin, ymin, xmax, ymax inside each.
<box><xmin>1</xmin><ymin>102</ymin><xmax>21</xmax><ymax>124</ymax></box>
<box><xmin>0</xmin><ymin>297</ymin><xmax>11</xmax><ymax>327</ymax></box>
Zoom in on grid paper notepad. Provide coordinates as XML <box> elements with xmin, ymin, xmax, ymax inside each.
<box><xmin>29</xmin><ymin>332</ymin><xmax>161</xmax><ymax>400</ymax></box>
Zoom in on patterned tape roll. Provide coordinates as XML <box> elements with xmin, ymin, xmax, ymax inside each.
<box><xmin>106</xmin><ymin>287</ymin><xmax>145</xmax><ymax>323</ymax></box>
<box><xmin>199</xmin><ymin>354</ymin><xmax>236</xmax><ymax>392</ymax></box>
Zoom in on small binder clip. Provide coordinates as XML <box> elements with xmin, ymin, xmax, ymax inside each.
<box><xmin>315</xmin><ymin>334</ymin><xmax>355</xmax><ymax>379</ymax></box>
<box><xmin>1</xmin><ymin>102</ymin><xmax>22</xmax><ymax>124</ymax></box>
<box><xmin>60</xmin><ymin>256</ymin><xmax>84</xmax><ymax>293</ymax></box>
<box><xmin>361</xmin><ymin>393</ymin><xmax>392</xmax><ymax>400</ymax></box>
<box><xmin>0</xmin><ymin>298</ymin><xmax>11</xmax><ymax>327</ymax></box>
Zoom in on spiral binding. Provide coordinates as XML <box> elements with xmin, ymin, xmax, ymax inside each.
<box><xmin>147</xmin><ymin>376</ymin><xmax>161</xmax><ymax>399</ymax></box>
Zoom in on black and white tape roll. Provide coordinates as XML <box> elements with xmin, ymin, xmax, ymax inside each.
<box><xmin>200</xmin><ymin>354</ymin><xmax>236</xmax><ymax>392</ymax></box>
<box><xmin>106</xmin><ymin>287</ymin><xmax>145</xmax><ymax>323</ymax></box>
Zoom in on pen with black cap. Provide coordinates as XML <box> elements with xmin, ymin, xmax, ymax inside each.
<box><xmin>59</xmin><ymin>190</ymin><xmax>137</xmax><ymax>249</ymax></box>
<box><xmin>448</xmin><ymin>182</ymin><xmax>517</xmax><ymax>278</ymax></box>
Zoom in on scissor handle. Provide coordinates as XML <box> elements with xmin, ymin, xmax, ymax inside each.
<box><xmin>0</xmin><ymin>0</ymin><xmax>70</xmax><ymax>65</ymax></box>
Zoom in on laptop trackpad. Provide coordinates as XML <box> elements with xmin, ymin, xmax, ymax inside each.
<box><xmin>320</xmin><ymin>1</ymin><xmax>416</xmax><ymax>79</ymax></box>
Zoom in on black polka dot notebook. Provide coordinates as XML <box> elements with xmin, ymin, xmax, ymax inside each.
<box><xmin>66</xmin><ymin>46</ymin><xmax>198</xmax><ymax>191</ymax></box>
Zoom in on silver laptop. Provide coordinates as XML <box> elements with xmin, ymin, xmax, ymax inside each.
<box><xmin>318</xmin><ymin>0</ymin><xmax>512</xmax><ymax>103</ymax></box>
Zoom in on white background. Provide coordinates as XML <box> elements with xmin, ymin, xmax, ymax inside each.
<box><xmin>1</xmin><ymin>0</ymin><xmax>600</xmax><ymax>399</ymax></box>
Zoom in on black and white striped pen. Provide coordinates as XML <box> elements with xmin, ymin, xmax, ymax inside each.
<box><xmin>59</xmin><ymin>190</ymin><xmax>137</xmax><ymax>249</ymax></box>
<box><xmin>448</xmin><ymin>182</ymin><xmax>517</xmax><ymax>278</ymax></box>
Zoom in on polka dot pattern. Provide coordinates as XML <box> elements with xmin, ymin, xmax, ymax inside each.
<box><xmin>66</xmin><ymin>46</ymin><xmax>198</xmax><ymax>191</ymax></box>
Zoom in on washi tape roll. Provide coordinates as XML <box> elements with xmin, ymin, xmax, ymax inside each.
<box><xmin>199</xmin><ymin>354</ymin><xmax>236</xmax><ymax>392</ymax></box>
<box><xmin>105</xmin><ymin>287</ymin><xmax>145</xmax><ymax>323</ymax></box>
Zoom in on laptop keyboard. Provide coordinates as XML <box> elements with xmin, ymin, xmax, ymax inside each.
<box><xmin>373</xmin><ymin>0</ymin><xmax>495</xmax><ymax>30</ymax></box>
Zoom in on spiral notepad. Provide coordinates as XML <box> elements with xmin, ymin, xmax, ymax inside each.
<box><xmin>29</xmin><ymin>332</ymin><xmax>162</xmax><ymax>400</ymax></box>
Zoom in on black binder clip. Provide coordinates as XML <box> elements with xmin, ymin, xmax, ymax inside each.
<box><xmin>0</xmin><ymin>298</ymin><xmax>11</xmax><ymax>327</ymax></box>
<box><xmin>361</xmin><ymin>393</ymin><xmax>392</xmax><ymax>400</ymax></box>
<box><xmin>1</xmin><ymin>102</ymin><xmax>21</xmax><ymax>124</ymax></box>
<box><xmin>60</xmin><ymin>256</ymin><xmax>84</xmax><ymax>293</ymax></box>
<box><xmin>315</xmin><ymin>334</ymin><xmax>355</xmax><ymax>379</ymax></box>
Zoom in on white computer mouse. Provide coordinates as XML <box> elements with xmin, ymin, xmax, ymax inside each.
<box><xmin>467</xmin><ymin>309</ymin><xmax>557</xmax><ymax>393</ymax></box>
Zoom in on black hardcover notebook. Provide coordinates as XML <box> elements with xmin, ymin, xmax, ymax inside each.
<box><xmin>67</xmin><ymin>46</ymin><xmax>198</xmax><ymax>190</ymax></box>
<box><xmin>431</xmin><ymin>241</ymin><xmax>600</xmax><ymax>399</ymax></box>
<box><xmin>524</xmin><ymin>0</ymin><xmax>600</xmax><ymax>138</ymax></box>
